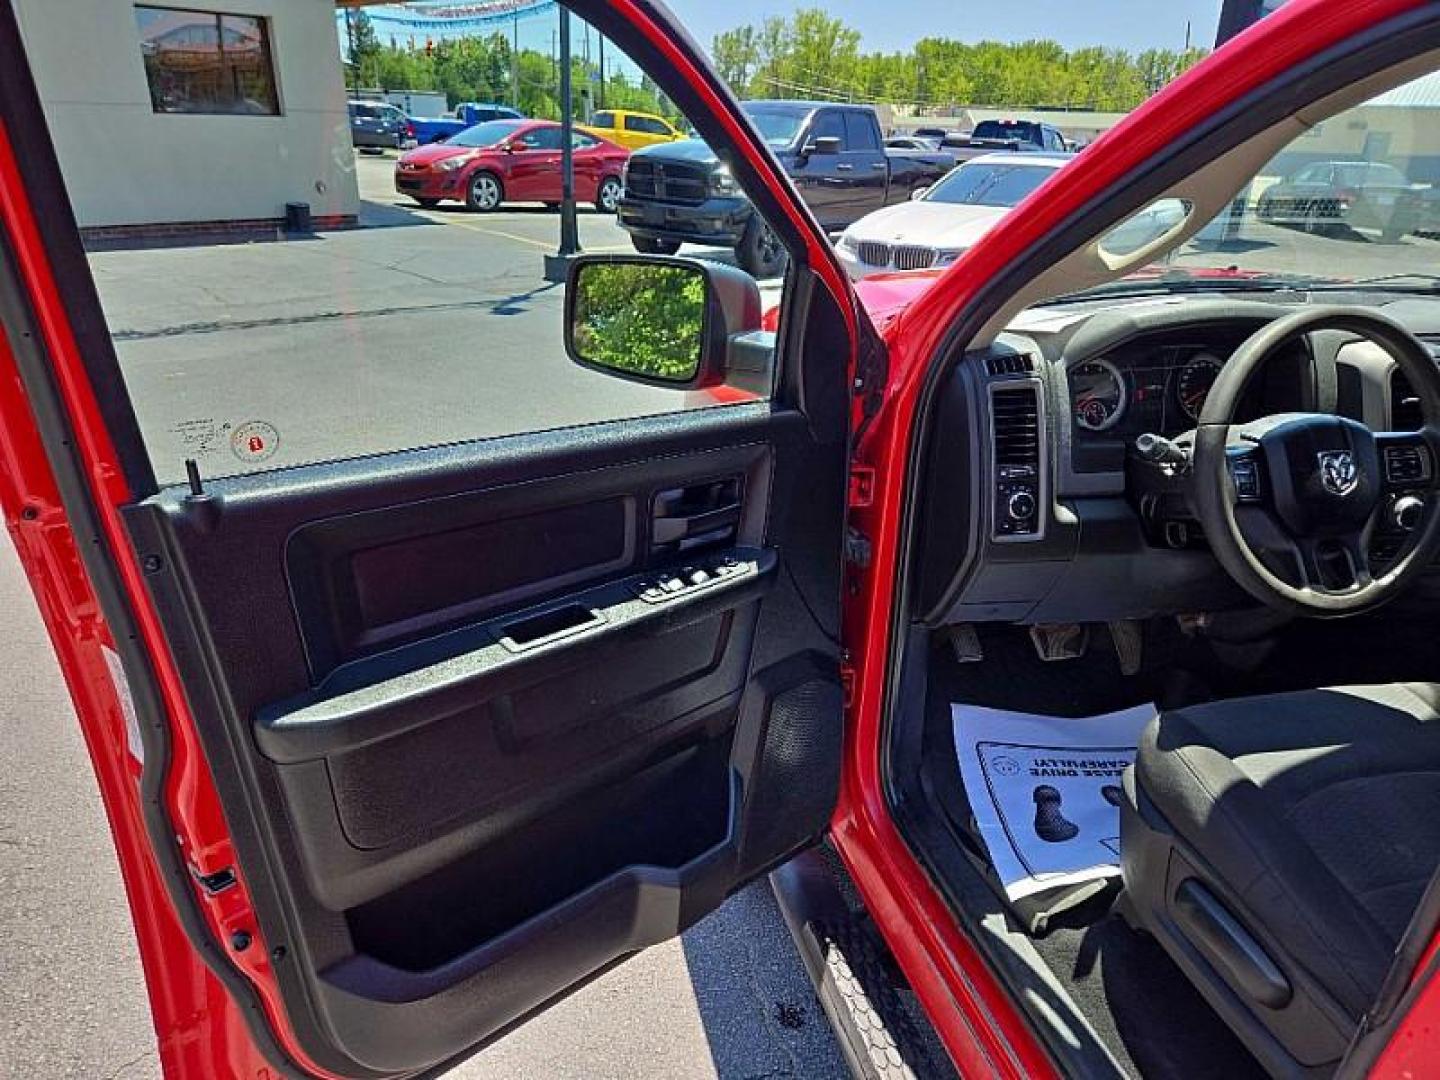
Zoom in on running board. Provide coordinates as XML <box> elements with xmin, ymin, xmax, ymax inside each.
<box><xmin>770</xmin><ymin>848</ymin><xmax>956</xmax><ymax>1080</ymax></box>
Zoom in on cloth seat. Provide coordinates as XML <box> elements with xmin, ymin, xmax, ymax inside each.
<box><xmin>1128</xmin><ymin>683</ymin><xmax>1440</xmax><ymax>1044</ymax></box>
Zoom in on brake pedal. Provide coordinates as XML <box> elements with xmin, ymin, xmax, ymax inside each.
<box><xmin>1030</xmin><ymin>623</ymin><xmax>1088</xmax><ymax>661</ymax></box>
<box><xmin>1108</xmin><ymin>620</ymin><xmax>1143</xmax><ymax>676</ymax></box>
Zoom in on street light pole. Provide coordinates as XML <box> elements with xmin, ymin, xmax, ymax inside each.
<box><xmin>544</xmin><ymin>5</ymin><xmax>581</xmax><ymax>282</ymax></box>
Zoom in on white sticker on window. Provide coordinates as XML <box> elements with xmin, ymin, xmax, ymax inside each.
<box><xmin>101</xmin><ymin>644</ymin><xmax>143</xmax><ymax>766</ymax></box>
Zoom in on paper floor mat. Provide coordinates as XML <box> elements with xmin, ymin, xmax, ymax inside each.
<box><xmin>951</xmin><ymin>703</ymin><xmax>1155</xmax><ymax>901</ymax></box>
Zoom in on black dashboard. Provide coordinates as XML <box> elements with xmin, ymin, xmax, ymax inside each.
<box><xmin>914</xmin><ymin>293</ymin><xmax>1440</xmax><ymax>627</ymax></box>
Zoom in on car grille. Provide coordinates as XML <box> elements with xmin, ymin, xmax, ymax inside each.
<box><xmin>625</xmin><ymin>159</ymin><xmax>709</xmax><ymax>205</ymax></box>
<box><xmin>396</xmin><ymin>176</ymin><xmax>424</xmax><ymax>191</ymax></box>
<box><xmin>856</xmin><ymin>241</ymin><xmax>938</xmax><ymax>271</ymax></box>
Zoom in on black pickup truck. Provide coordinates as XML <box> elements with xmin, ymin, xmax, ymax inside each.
<box><xmin>940</xmin><ymin>119</ymin><xmax>1070</xmax><ymax>163</ymax></box>
<box><xmin>617</xmin><ymin>101</ymin><xmax>954</xmax><ymax>276</ymax></box>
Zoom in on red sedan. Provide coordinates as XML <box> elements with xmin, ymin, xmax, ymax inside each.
<box><xmin>394</xmin><ymin>118</ymin><xmax>629</xmax><ymax>213</ymax></box>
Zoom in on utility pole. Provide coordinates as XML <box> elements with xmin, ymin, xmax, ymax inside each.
<box><xmin>511</xmin><ymin>13</ymin><xmax>520</xmax><ymax>109</ymax></box>
<box><xmin>1184</xmin><ymin>19</ymin><xmax>1192</xmax><ymax>50</ymax></box>
<box><xmin>544</xmin><ymin>6</ymin><xmax>581</xmax><ymax>282</ymax></box>
<box><xmin>598</xmin><ymin>34</ymin><xmax>605</xmax><ymax>110</ymax></box>
<box><xmin>344</xmin><ymin>9</ymin><xmax>356</xmax><ymax>92</ymax></box>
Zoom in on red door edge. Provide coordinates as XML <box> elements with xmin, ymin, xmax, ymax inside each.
<box><xmin>826</xmin><ymin>2</ymin><xmax>1440</xmax><ymax>1079</ymax></box>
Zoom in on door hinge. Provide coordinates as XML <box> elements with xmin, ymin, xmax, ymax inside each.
<box><xmin>848</xmin><ymin>464</ymin><xmax>875</xmax><ymax>509</ymax></box>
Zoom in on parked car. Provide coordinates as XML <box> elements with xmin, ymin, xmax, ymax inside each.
<box><xmin>911</xmin><ymin>125</ymin><xmax>951</xmax><ymax>142</ymax></box>
<box><xmin>579</xmin><ymin>109</ymin><xmax>686</xmax><ymax>151</ymax></box>
<box><xmin>409</xmin><ymin>104</ymin><xmax>525</xmax><ymax>146</ymax></box>
<box><xmin>941</xmin><ymin>118</ymin><xmax>1069</xmax><ymax>163</ymax></box>
<box><xmin>618</xmin><ymin>101</ymin><xmax>955</xmax><ymax>276</ymax></box>
<box><xmin>348</xmin><ymin>100</ymin><xmax>409</xmax><ymax>153</ymax></box>
<box><xmin>394</xmin><ymin>118</ymin><xmax>629</xmax><ymax>212</ymax></box>
<box><xmin>837</xmin><ymin>152</ymin><xmax>1070</xmax><ymax>278</ymax></box>
<box><xmin>1256</xmin><ymin>159</ymin><xmax>1424</xmax><ymax>240</ymax></box>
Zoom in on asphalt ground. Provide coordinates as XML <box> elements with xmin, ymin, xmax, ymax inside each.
<box><xmin>0</xmin><ymin>150</ymin><xmax>846</xmax><ymax>1078</ymax></box>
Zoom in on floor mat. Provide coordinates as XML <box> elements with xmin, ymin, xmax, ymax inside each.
<box><xmin>951</xmin><ymin>703</ymin><xmax>1154</xmax><ymax>901</ymax></box>
<box><xmin>1030</xmin><ymin>916</ymin><xmax>1267</xmax><ymax>1080</ymax></box>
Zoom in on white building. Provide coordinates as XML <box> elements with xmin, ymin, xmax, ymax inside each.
<box><xmin>11</xmin><ymin>0</ymin><xmax>360</xmax><ymax>234</ymax></box>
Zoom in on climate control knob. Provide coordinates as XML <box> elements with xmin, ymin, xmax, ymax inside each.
<box><xmin>1007</xmin><ymin>490</ymin><xmax>1037</xmax><ymax>521</ymax></box>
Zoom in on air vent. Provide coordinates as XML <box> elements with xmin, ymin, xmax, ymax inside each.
<box><xmin>992</xmin><ymin>386</ymin><xmax>1041</xmax><ymax>467</ymax></box>
<box><xmin>1391</xmin><ymin>368</ymin><xmax>1424</xmax><ymax>431</ymax></box>
<box><xmin>986</xmin><ymin>353</ymin><xmax>1035</xmax><ymax>377</ymax></box>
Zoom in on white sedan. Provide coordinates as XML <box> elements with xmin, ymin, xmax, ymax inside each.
<box><xmin>836</xmin><ymin>152</ymin><xmax>1071</xmax><ymax>280</ymax></box>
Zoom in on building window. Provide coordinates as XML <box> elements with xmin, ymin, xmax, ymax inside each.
<box><xmin>134</xmin><ymin>6</ymin><xmax>280</xmax><ymax>115</ymax></box>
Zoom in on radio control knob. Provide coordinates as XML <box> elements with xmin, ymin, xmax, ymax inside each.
<box><xmin>1007</xmin><ymin>491</ymin><xmax>1037</xmax><ymax>521</ymax></box>
<box><xmin>1392</xmin><ymin>495</ymin><xmax>1425</xmax><ymax>531</ymax></box>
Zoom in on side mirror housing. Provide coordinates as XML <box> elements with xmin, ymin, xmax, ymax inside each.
<box><xmin>566</xmin><ymin>255</ymin><xmax>770</xmax><ymax>390</ymax></box>
<box><xmin>802</xmin><ymin>135</ymin><xmax>842</xmax><ymax>158</ymax></box>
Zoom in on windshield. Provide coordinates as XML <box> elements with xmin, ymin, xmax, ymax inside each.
<box><xmin>743</xmin><ymin>105</ymin><xmax>806</xmax><ymax>148</ymax></box>
<box><xmin>927</xmin><ymin>162</ymin><xmax>1059</xmax><ymax>207</ymax></box>
<box><xmin>1035</xmin><ymin>69</ymin><xmax>1440</xmax><ymax>305</ymax></box>
<box><xmin>447</xmin><ymin>120</ymin><xmax>526</xmax><ymax>148</ymax></box>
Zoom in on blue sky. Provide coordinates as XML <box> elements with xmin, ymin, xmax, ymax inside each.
<box><xmin>667</xmin><ymin>0</ymin><xmax>1226</xmax><ymax>55</ymax></box>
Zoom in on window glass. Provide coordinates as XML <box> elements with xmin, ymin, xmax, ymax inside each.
<box><xmin>743</xmin><ymin>104</ymin><xmax>807</xmax><ymax>148</ymax></box>
<box><xmin>448</xmin><ymin>120</ymin><xmax>525</xmax><ymax>147</ymax></box>
<box><xmin>591</xmin><ymin>111</ymin><xmax>615</xmax><ymax>128</ymax></box>
<box><xmin>1031</xmin><ymin>67</ymin><xmax>1440</xmax><ymax>306</ymax></box>
<box><xmin>843</xmin><ymin>112</ymin><xmax>879</xmax><ymax>151</ymax></box>
<box><xmin>625</xmin><ymin>115</ymin><xmax>669</xmax><ymax>135</ymax></box>
<box><xmin>809</xmin><ymin>110</ymin><xmax>846</xmax><ymax>147</ymax></box>
<box><xmin>517</xmin><ymin>125</ymin><xmax>563</xmax><ymax>150</ymax></box>
<box><xmin>28</xmin><ymin>9</ymin><xmax>786</xmax><ymax>484</ymax></box>
<box><xmin>135</xmin><ymin>7</ymin><xmax>279</xmax><ymax>116</ymax></box>
<box><xmin>926</xmin><ymin>162</ymin><xmax>1059</xmax><ymax>206</ymax></box>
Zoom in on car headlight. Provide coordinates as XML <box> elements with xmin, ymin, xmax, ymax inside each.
<box><xmin>711</xmin><ymin>167</ymin><xmax>738</xmax><ymax>195</ymax></box>
<box><xmin>436</xmin><ymin>155</ymin><xmax>471</xmax><ymax>172</ymax></box>
<box><xmin>936</xmin><ymin>248</ymin><xmax>966</xmax><ymax>266</ymax></box>
<box><xmin>838</xmin><ymin>233</ymin><xmax>859</xmax><ymax>252</ymax></box>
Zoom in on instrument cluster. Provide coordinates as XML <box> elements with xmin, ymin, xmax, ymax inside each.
<box><xmin>1069</xmin><ymin>345</ymin><xmax>1231</xmax><ymax>439</ymax></box>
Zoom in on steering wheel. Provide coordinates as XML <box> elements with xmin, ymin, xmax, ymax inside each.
<box><xmin>1191</xmin><ymin>306</ymin><xmax>1440</xmax><ymax>616</ymax></box>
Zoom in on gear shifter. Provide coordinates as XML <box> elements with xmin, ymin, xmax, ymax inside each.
<box><xmin>1135</xmin><ymin>433</ymin><xmax>1190</xmax><ymax>468</ymax></box>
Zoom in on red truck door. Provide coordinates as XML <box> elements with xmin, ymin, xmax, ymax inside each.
<box><xmin>0</xmin><ymin>1</ymin><xmax>865</xmax><ymax>1076</ymax></box>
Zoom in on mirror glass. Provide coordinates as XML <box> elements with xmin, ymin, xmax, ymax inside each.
<box><xmin>1098</xmin><ymin>198</ymin><xmax>1192</xmax><ymax>259</ymax></box>
<box><xmin>571</xmin><ymin>262</ymin><xmax>707</xmax><ymax>383</ymax></box>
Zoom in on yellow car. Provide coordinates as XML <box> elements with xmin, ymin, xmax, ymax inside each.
<box><xmin>580</xmin><ymin>109</ymin><xmax>686</xmax><ymax>151</ymax></box>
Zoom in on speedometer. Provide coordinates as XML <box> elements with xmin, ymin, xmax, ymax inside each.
<box><xmin>1071</xmin><ymin>357</ymin><xmax>1127</xmax><ymax>432</ymax></box>
<box><xmin>1176</xmin><ymin>352</ymin><xmax>1224</xmax><ymax>422</ymax></box>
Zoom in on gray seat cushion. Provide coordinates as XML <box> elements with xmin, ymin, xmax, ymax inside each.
<box><xmin>1135</xmin><ymin>682</ymin><xmax>1440</xmax><ymax>1019</ymax></box>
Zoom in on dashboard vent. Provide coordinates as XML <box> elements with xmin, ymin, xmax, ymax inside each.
<box><xmin>987</xmin><ymin>353</ymin><xmax>1035</xmax><ymax>377</ymax></box>
<box><xmin>992</xmin><ymin>386</ymin><xmax>1041</xmax><ymax>467</ymax></box>
<box><xmin>1391</xmin><ymin>368</ymin><xmax>1424</xmax><ymax>430</ymax></box>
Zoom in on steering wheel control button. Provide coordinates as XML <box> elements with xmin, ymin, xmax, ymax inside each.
<box><xmin>1229</xmin><ymin>456</ymin><xmax>1262</xmax><ymax>501</ymax></box>
<box><xmin>1383</xmin><ymin>444</ymin><xmax>1430</xmax><ymax>484</ymax></box>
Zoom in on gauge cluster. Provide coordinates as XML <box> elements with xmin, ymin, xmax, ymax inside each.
<box><xmin>1068</xmin><ymin>345</ymin><xmax>1232</xmax><ymax>440</ymax></box>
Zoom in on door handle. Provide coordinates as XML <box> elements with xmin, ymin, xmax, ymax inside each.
<box><xmin>869</xmin><ymin>162</ymin><xmax>886</xmax><ymax>169</ymax></box>
<box><xmin>653</xmin><ymin>478</ymin><xmax>742</xmax><ymax>550</ymax></box>
<box><xmin>836</xmin><ymin>163</ymin><xmax>854</xmax><ymax>172</ymax></box>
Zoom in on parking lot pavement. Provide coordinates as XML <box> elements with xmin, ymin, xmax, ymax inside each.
<box><xmin>0</xmin><ymin>536</ymin><xmax>847</xmax><ymax>1079</ymax></box>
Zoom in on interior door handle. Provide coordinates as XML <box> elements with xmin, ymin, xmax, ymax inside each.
<box><xmin>653</xmin><ymin>478</ymin><xmax>742</xmax><ymax>549</ymax></box>
<box><xmin>652</xmin><ymin>504</ymin><xmax>741</xmax><ymax>545</ymax></box>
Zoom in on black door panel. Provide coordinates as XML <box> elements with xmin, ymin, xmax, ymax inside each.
<box><xmin>119</xmin><ymin>402</ymin><xmax>847</xmax><ymax>1074</ymax></box>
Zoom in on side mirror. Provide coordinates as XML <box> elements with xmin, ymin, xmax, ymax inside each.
<box><xmin>433</xmin><ymin>134</ymin><xmax>449</xmax><ymax>144</ymax></box>
<box><xmin>909</xmin><ymin>186</ymin><xmax>930</xmax><ymax>201</ymax></box>
<box><xmin>802</xmin><ymin>135</ymin><xmax>842</xmax><ymax>158</ymax></box>
<box><xmin>566</xmin><ymin>255</ymin><xmax>768</xmax><ymax>390</ymax></box>
<box><xmin>501</xmin><ymin>141</ymin><xmax>517</xmax><ymax>153</ymax></box>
